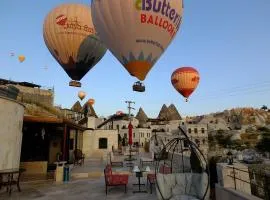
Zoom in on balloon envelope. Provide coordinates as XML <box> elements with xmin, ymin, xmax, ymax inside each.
<box><xmin>171</xmin><ymin>67</ymin><xmax>200</xmax><ymax>100</ymax></box>
<box><xmin>88</xmin><ymin>98</ymin><xmax>95</xmax><ymax>105</ymax></box>
<box><xmin>18</xmin><ymin>55</ymin><xmax>25</xmax><ymax>62</ymax></box>
<box><xmin>43</xmin><ymin>3</ymin><xmax>107</xmax><ymax>82</ymax></box>
<box><xmin>116</xmin><ymin>111</ymin><xmax>124</xmax><ymax>116</ymax></box>
<box><xmin>78</xmin><ymin>91</ymin><xmax>86</xmax><ymax>100</ymax></box>
<box><xmin>91</xmin><ymin>0</ymin><xmax>184</xmax><ymax>81</ymax></box>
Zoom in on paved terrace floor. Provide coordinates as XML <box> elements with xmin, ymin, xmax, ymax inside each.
<box><xmin>0</xmin><ymin>152</ymin><xmax>157</xmax><ymax>200</ymax></box>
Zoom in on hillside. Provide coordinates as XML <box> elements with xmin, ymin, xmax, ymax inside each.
<box><xmin>198</xmin><ymin>107</ymin><xmax>270</xmax><ymax>130</ymax></box>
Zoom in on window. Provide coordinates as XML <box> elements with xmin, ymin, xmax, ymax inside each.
<box><xmin>201</xmin><ymin>128</ymin><xmax>205</xmax><ymax>133</ymax></box>
<box><xmin>99</xmin><ymin>138</ymin><xmax>108</xmax><ymax>149</ymax></box>
<box><xmin>202</xmin><ymin>139</ymin><xmax>206</xmax><ymax>144</ymax></box>
<box><xmin>133</xmin><ymin>133</ymin><xmax>135</xmax><ymax>138</ymax></box>
<box><xmin>183</xmin><ymin>140</ymin><xmax>188</xmax><ymax>148</ymax></box>
<box><xmin>194</xmin><ymin>128</ymin><xmax>198</xmax><ymax>134</ymax></box>
<box><xmin>188</xmin><ymin>128</ymin><xmax>192</xmax><ymax>133</ymax></box>
<box><xmin>124</xmin><ymin>133</ymin><xmax>127</xmax><ymax>138</ymax></box>
<box><xmin>182</xmin><ymin>122</ymin><xmax>185</xmax><ymax>125</ymax></box>
<box><xmin>69</xmin><ymin>139</ymin><xmax>74</xmax><ymax>150</ymax></box>
<box><xmin>116</xmin><ymin>125</ymin><xmax>119</xmax><ymax>130</ymax></box>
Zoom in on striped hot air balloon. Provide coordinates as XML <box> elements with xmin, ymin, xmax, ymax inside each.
<box><xmin>171</xmin><ymin>67</ymin><xmax>200</xmax><ymax>102</ymax></box>
<box><xmin>43</xmin><ymin>3</ymin><xmax>107</xmax><ymax>87</ymax></box>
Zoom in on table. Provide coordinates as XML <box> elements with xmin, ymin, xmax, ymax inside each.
<box><xmin>0</xmin><ymin>168</ymin><xmax>25</xmax><ymax>195</ymax></box>
<box><xmin>133</xmin><ymin>171</ymin><xmax>147</xmax><ymax>193</ymax></box>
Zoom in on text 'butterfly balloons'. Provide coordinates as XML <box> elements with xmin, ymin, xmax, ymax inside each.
<box><xmin>91</xmin><ymin>0</ymin><xmax>184</xmax><ymax>92</ymax></box>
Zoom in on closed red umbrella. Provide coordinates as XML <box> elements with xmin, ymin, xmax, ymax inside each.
<box><xmin>128</xmin><ymin>122</ymin><xmax>133</xmax><ymax>145</ymax></box>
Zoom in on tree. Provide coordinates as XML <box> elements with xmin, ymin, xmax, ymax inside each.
<box><xmin>261</xmin><ymin>105</ymin><xmax>268</xmax><ymax>111</ymax></box>
<box><xmin>256</xmin><ymin>133</ymin><xmax>270</xmax><ymax>153</ymax></box>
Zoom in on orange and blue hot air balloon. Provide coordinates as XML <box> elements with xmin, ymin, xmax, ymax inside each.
<box><xmin>171</xmin><ymin>67</ymin><xmax>200</xmax><ymax>102</ymax></box>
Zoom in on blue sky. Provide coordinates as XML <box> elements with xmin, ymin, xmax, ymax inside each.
<box><xmin>1</xmin><ymin>0</ymin><xmax>270</xmax><ymax>118</ymax></box>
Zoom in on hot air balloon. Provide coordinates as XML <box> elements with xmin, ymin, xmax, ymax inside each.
<box><xmin>18</xmin><ymin>55</ymin><xmax>25</xmax><ymax>63</ymax></box>
<box><xmin>116</xmin><ymin>111</ymin><xmax>124</xmax><ymax>116</ymax></box>
<box><xmin>91</xmin><ymin>0</ymin><xmax>184</xmax><ymax>92</ymax></box>
<box><xmin>10</xmin><ymin>52</ymin><xmax>15</xmax><ymax>57</ymax></box>
<box><xmin>171</xmin><ymin>67</ymin><xmax>200</xmax><ymax>102</ymax></box>
<box><xmin>43</xmin><ymin>3</ymin><xmax>107</xmax><ymax>87</ymax></box>
<box><xmin>78</xmin><ymin>91</ymin><xmax>86</xmax><ymax>100</ymax></box>
<box><xmin>88</xmin><ymin>98</ymin><xmax>95</xmax><ymax>106</ymax></box>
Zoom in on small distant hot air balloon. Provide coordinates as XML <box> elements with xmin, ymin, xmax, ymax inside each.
<box><xmin>43</xmin><ymin>3</ymin><xmax>107</xmax><ymax>87</ymax></box>
<box><xmin>91</xmin><ymin>0</ymin><xmax>184</xmax><ymax>92</ymax></box>
<box><xmin>171</xmin><ymin>67</ymin><xmax>200</xmax><ymax>102</ymax></box>
<box><xmin>88</xmin><ymin>98</ymin><xmax>95</xmax><ymax>106</ymax></box>
<box><xmin>18</xmin><ymin>55</ymin><xmax>25</xmax><ymax>63</ymax></box>
<box><xmin>10</xmin><ymin>52</ymin><xmax>15</xmax><ymax>57</ymax></box>
<box><xmin>78</xmin><ymin>91</ymin><xmax>86</xmax><ymax>100</ymax></box>
<box><xmin>116</xmin><ymin>111</ymin><xmax>124</xmax><ymax>116</ymax></box>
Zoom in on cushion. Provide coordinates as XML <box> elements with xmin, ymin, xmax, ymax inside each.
<box><xmin>170</xmin><ymin>194</ymin><xmax>199</xmax><ymax>200</ymax></box>
<box><xmin>189</xmin><ymin>173</ymin><xmax>208</xmax><ymax>198</ymax></box>
<box><xmin>110</xmin><ymin>175</ymin><xmax>128</xmax><ymax>185</ymax></box>
<box><xmin>156</xmin><ymin>173</ymin><xmax>176</xmax><ymax>200</ymax></box>
<box><xmin>172</xmin><ymin>173</ymin><xmax>192</xmax><ymax>196</ymax></box>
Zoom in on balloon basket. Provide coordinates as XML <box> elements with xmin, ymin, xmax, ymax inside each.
<box><xmin>132</xmin><ymin>81</ymin><xmax>145</xmax><ymax>92</ymax></box>
<box><xmin>69</xmin><ymin>81</ymin><xmax>81</xmax><ymax>87</ymax></box>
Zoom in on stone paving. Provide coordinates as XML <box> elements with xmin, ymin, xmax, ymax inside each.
<box><xmin>0</xmin><ymin>153</ymin><xmax>157</xmax><ymax>200</ymax></box>
<box><xmin>0</xmin><ymin>177</ymin><xmax>157</xmax><ymax>200</ymax></box>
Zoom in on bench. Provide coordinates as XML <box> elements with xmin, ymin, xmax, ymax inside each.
<box><xmin>104</xmin><ymin>165</ymin><xmax>129</xmax><ymax>195</ymax></box>
<box><xmin>74</xmin><ymin>149</ymin><xmax>85</xmax><ymax>166</ymax></box>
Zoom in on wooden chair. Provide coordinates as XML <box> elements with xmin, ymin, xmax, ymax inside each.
<box><xmin>140</xmin><ymin>152</ymin><xmax>155</xmax><ymax>167</ymax></box>
<box><xmin>0</xmin><ymin>168</ymin><xmax>25</xmax><ymax>195</ymax></box>
<box><xmin>74</xmin><ymin>149</ymin><xmax>85</xmax><ymax>166</ymax></box>
<box><xmin>104</xmin><ymin>165</ymin><xmax>129</xmax><ymax>195</ymax></box>
<box><xmin>109</xmin><ymin>152</ymin><xmax>124</xmax><ymax>167</ymax></box>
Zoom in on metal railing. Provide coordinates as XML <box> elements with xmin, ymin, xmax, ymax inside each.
<box><xmin>226</xmin><ymin>165</ymin><xmax>270</xmax><ymax>200</ymax></box>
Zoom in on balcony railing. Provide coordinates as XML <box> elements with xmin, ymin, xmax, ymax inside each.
<box><xmin>226</xmin><ymin>165</ymin><xmax>270</xmax><ymax>199</ymax></box>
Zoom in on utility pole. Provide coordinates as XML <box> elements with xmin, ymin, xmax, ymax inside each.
<box><xmin>125</xmin><ymin>100</ymin><xmax>135</xmax><ymax>121</ymax></box>
<box><xmin>125</xmin><ymin>100</ymin><xmax>135</xmax><ymax>166</ymax></box>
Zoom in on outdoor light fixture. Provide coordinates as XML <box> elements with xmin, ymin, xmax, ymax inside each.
<box><xmin>133</xmin><ymin>166</ymin><xmax>140</xmax><ymax>173</ymax></box>
<box><xmin>227</xmin><ymin>151</ymin><xmax>233</xmax><ymax>165</ymax></box>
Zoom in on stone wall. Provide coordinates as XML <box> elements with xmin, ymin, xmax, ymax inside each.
<box><xmin>0</xmin><ymin>96</ymin><xmax>24</xmax><ymax>170</ymax></box>
<box><xmin>82</xmin><ymin>129</ymin><xmax>118</xmax><ymax>159</ymax></box>
<box><xmin>13</xmin><ymin>85</ymin><xmax>54</xmax><ymax>106</ymax></box>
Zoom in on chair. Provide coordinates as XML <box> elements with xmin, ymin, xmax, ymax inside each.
<box><xmin>147</xmin><ymin>164</ymin><xmax>172</xmax><ymax>194</ymax></box>
<box><xmin>104</xmin><ymin>165</ymin><xmax>129</xmax><ymax>195</ymax></box>
<box><xmin>0</xmin><ymin>168</ymin><xmax>25</xmax><ymax>195</ymax></box>
<box><xmin>110</xmin><ymin>152</ymin><xmax>124</xmax><ymax>167</ymax></box>
<box><xmin>155</xmin><ymin>127</ymin><xmax>210</xmax><ymax>200</ymax></box>
<box><xmin>140</xmin><ymin>151</ymin><xmax>155</xmax><ymax>167</ymax></box>
<box><xmin>74</xmin><ymin>149</ymin><xmax>85</xmax><ymax>166</ymax></box>
<box><xmin>156</xmin><ymin>172</ymin><xmax>209</xmax><ymax>200</ymax></box>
